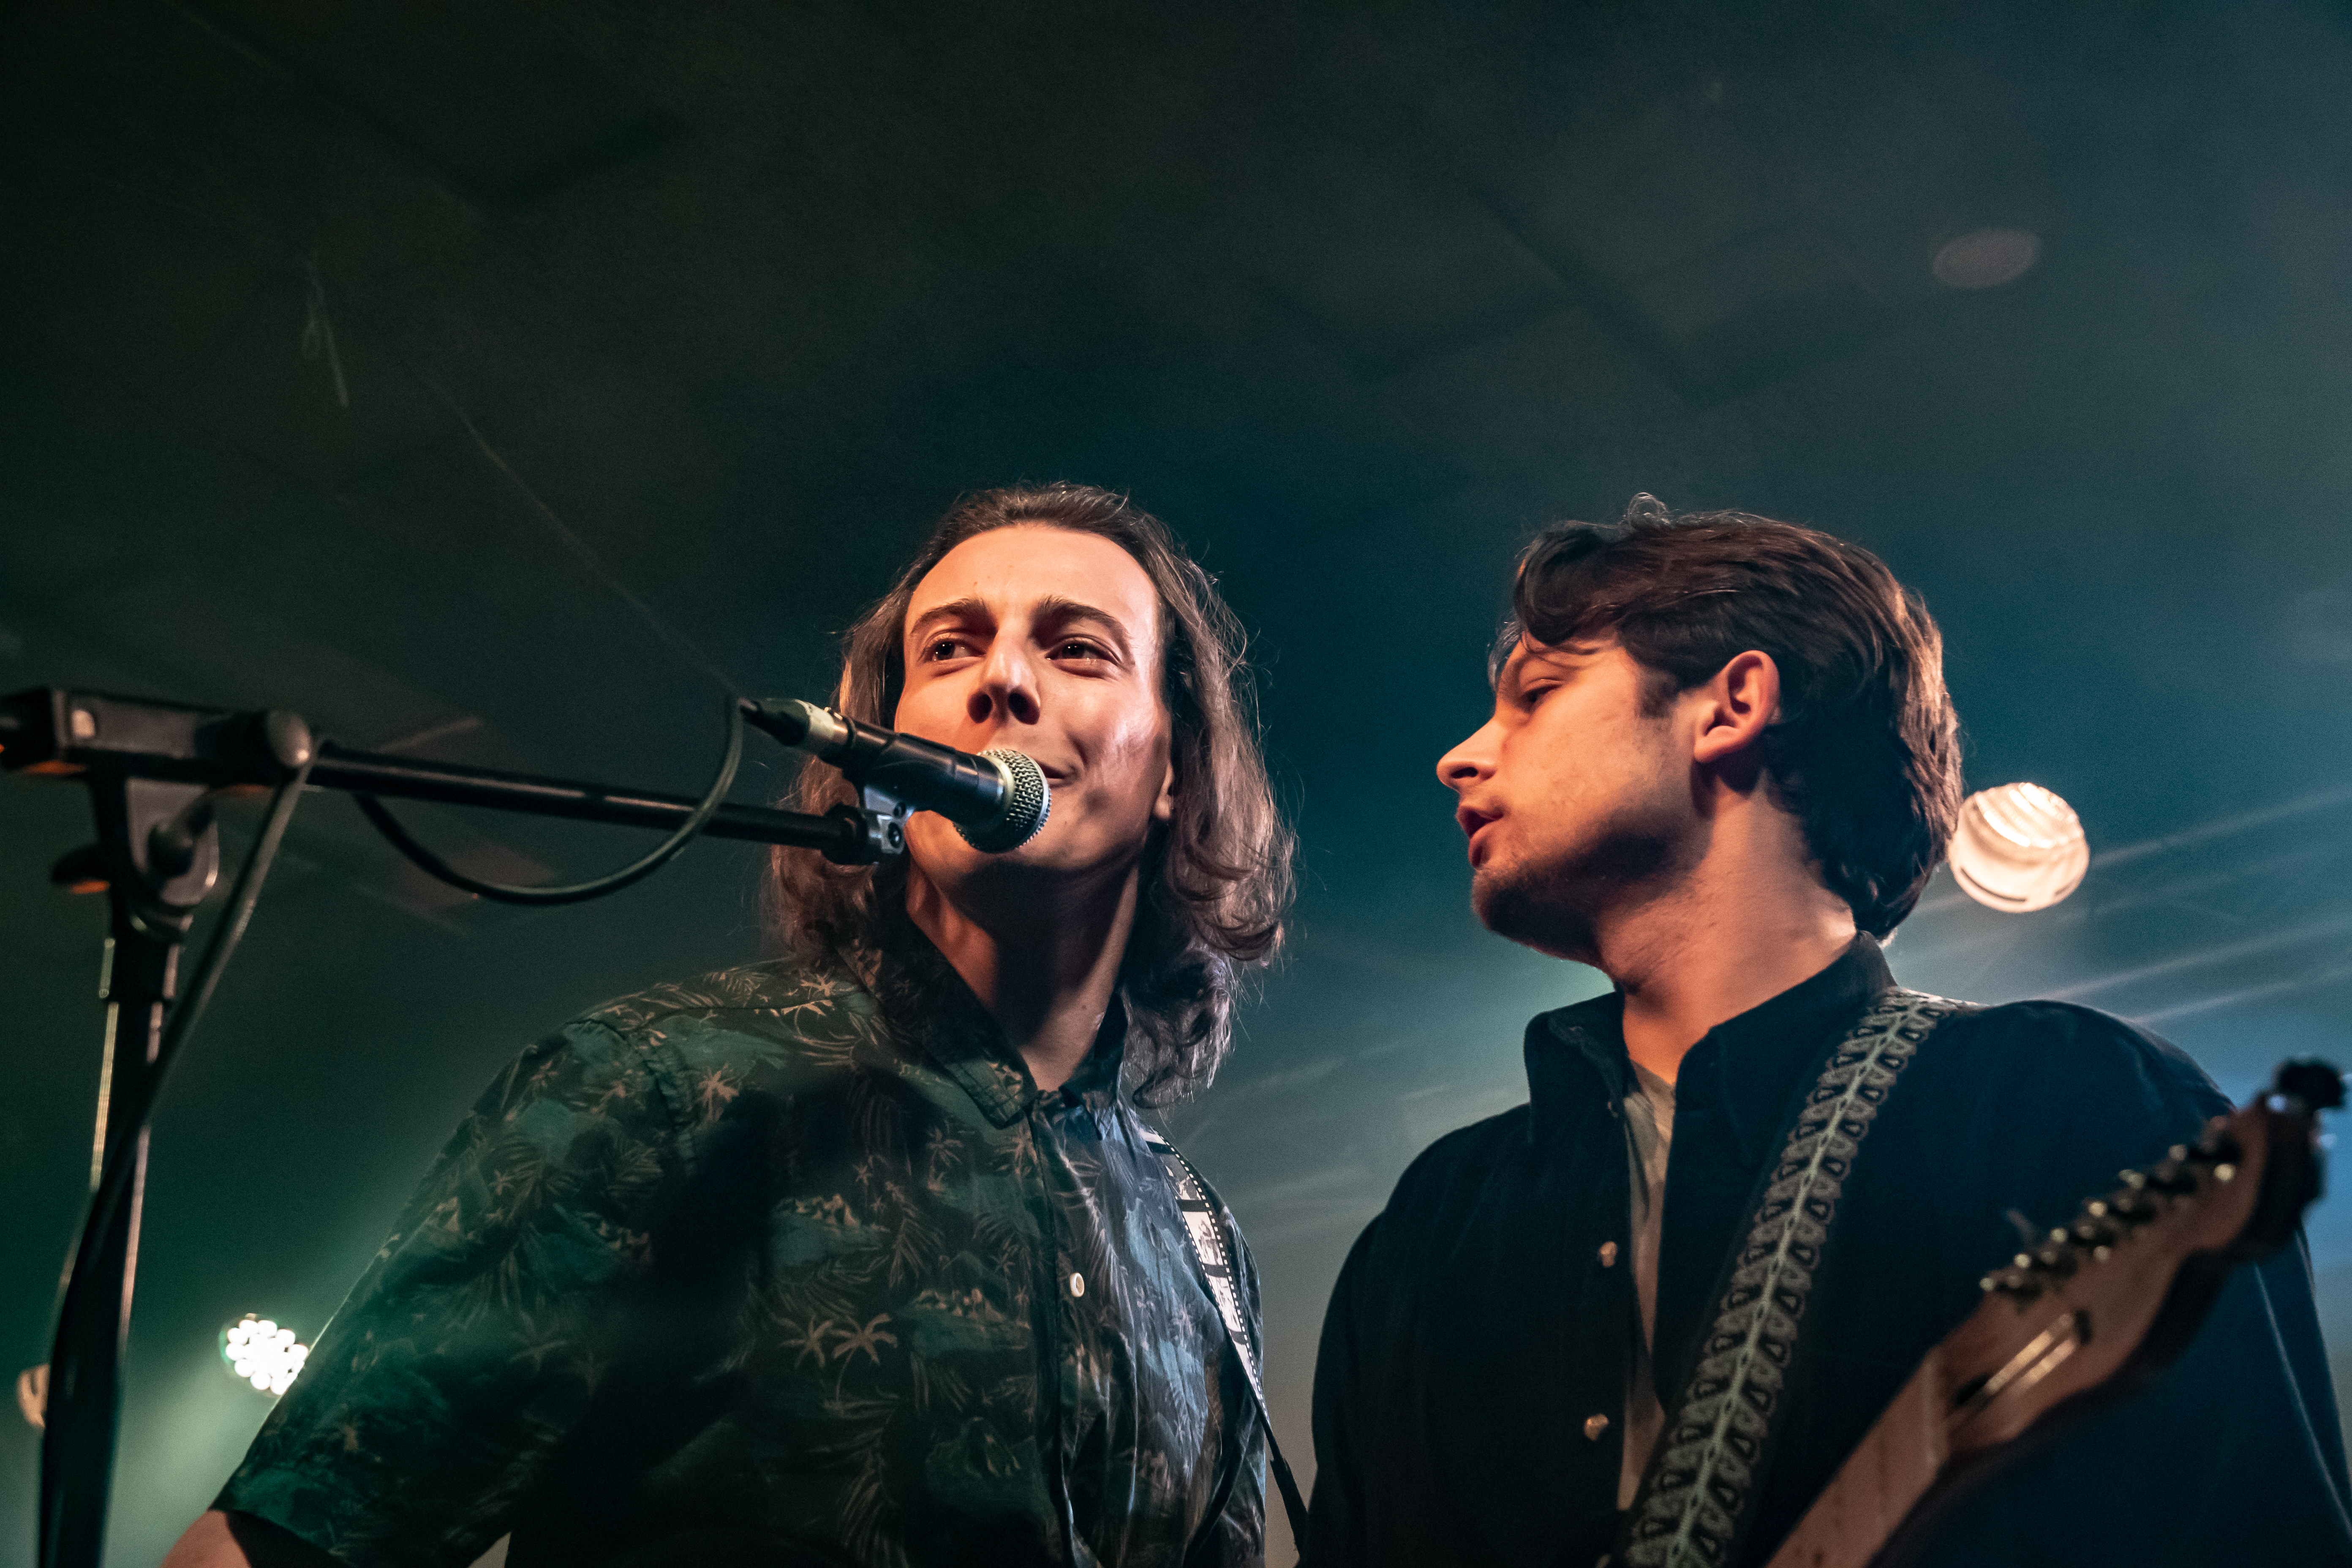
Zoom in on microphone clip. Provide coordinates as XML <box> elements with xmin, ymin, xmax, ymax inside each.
<box><xmin>746</xmin><ymin>700</ymin><xmax>910</xmax><ymax>864</ymax></box>
<box><xmin>829</xmin><ymin>785</ymin><xmax>907</xmax><ymax>863</ymax></box>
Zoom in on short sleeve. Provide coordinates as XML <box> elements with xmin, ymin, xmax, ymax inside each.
<box><xmin>217</xmin><ymin>1018</ymin><xmax>684</xmax><ymax>1568</ymax></box>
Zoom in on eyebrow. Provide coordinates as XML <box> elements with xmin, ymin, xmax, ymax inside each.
<box><xmin>906</xmin><ymin>597</ymin><xmax>989</xmax><ymax>647</ymax></box>
<box><xmin>1499</xmin><ymin>642</ymin><xmax>1592</xmax><ymax>702</ymax></box>
<box><xmin>1497</xmin><ymin>649</ymin><xmax>1536</xmax><ymax>705</ymax></box>
<box><xmin>906</xmin><ymin>594</ymin><xmax>1137</xmax><ymax>659</ymax></box>
<box><xmin>1034</xmin><ymin>594</ymin><xmax>1136</xmax><ymax>659</ymax></box>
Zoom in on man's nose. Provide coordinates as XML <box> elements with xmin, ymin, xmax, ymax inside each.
<box><xmin>1437</xmin><ymin>727</ymin><xmax>1496</xmax><ymax>794</ymax></box>
<box><xmin>968</xmin><ymin>642</ymin><xmax>1041</xmax><ymax>727</ymax></box>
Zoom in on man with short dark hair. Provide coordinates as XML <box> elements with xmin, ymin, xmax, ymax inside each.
<box><xmin>166</xmin><ymin>485</ymin><xmax>1295</xmax><ymax>1568</ymax></box>
<box><xmin>1302</xmin><ymin>497</ymin><xmax>2351</xmax><ymax>1568</ymax></box>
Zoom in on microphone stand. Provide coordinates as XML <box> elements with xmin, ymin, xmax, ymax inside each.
<box><xmin>1</xmin><ymin>686</ymin><xmax>897</xmax><ymax>1568</ymax></box>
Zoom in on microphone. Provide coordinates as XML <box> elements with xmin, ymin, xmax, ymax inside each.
<box><xmin>743</xmin><ymin>699</ymin><xmax>1051</xmax><ymax>853</ymax></box>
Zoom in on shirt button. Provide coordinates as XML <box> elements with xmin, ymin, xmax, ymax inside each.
<box><xmin>1597</xmin><ymin>1241</ymin><xmax>1618</xmax><ymax>1268</ymax></box>
<box><xmin>1583</xmin><ymin>1413</ymin><xmax>1611</xmax><ymax>1441</ymax></box>
<box><xmin>1067</xmin><ymin>1271</ymin><xmax>1086</xmax><ymax>1298</ymax></box>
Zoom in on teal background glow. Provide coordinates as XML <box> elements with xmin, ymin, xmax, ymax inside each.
<box><xmin>4</xmin><ymin>4</ymin><xmax>2351</xmax><ymax>1561</ymax></box>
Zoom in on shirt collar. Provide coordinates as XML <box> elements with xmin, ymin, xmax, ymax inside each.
<box><xmin>860</xmin><ymin>911</ymin><xmax>1130</xmax><ymax>1128</ymax></box>
<box><xmin>1524</xmin><ymin>934</ymin><xmax>1895</xmax><ymax>1159</ymax></box>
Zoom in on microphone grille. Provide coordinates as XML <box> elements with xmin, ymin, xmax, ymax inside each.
<box><xmin>959</xmin><ymin>749</ymin><xmax>1051</xmax><ymax>853</ymax></box>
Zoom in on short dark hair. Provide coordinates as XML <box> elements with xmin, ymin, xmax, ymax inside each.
<box><xmin>768</xmin><ymin>483</ymin><xmax>1294</xmax><ymax>1105</ymax></box>
<box><xmin>1500</xmin><ymin>494</ymin><xmax>1962</xmax><ymax>937</ymax></box>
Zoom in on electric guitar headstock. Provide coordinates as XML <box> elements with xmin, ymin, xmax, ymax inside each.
<box><xmin>1769</xmin><ymin>1058</ymin><xmax>2344</xmax><ymax>1568</ymax></box>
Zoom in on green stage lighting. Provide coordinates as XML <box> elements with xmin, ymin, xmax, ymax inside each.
<box><xmin>221</xmin><ymin>1315</ymin><xmax>309</xmax><ymax>1396</ymax></box>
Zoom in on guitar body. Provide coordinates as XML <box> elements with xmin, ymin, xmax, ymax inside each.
<box><xmin>1765</xmin><ymin>1063</ymin><xmax>2338</xmax><ymax>1568</ymax></box>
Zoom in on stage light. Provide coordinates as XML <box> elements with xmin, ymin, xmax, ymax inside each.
<box><xmin>220</xmin><ymin>1315</ymin><xmax>309</xmax><ymax>1395</ymax></box>
<box><xmin>1949</xmin><ymin>782</ymin><xmax>2089</xmax><ymax>913</ymax></box>
<box><xmin>1933</xmin><ymin>228</ymin><xmax>2041</xmax><ymax>289</ymax></box>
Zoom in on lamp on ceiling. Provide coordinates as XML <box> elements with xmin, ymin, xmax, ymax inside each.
<box><xmin>1949</xmin><ymin>781</ymin><xmax>2089</xmax><ymax>913</ymax></box>
<box><xmin>1932</xmin><ymin>228</ymin><xmax>2042</xmax><ymax>289</ymax></box>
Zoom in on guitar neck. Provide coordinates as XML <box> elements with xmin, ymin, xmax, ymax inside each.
<box><xmin>1760</xmin><ymin>1348</ymin><xmax>1951</xmax><ymax>1568</ymax></box>
<box><xmin>1763</xmin><ymin>1086</ymin><xmax>2324</xmax><ymax>1568</ymax></box>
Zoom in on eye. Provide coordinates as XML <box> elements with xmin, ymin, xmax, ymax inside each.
<box><xmin>1049</xmin><ymin>638</ymin><xmax>1110</xmax><ymax>662</ymax></box>
<box><xmin>923</xmin><ymin>635</ymin><xmax>977</xmax><ymax>662</ymax></box>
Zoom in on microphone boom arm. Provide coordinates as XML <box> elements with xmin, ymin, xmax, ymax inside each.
<box><xmin>3</xmin><ymin>688</ymin><xmax>902</xmax><ymax>863</ymax></box>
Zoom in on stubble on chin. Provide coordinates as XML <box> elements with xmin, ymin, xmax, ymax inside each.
<box><xmin>1470</xmin><ymin>816</ymin><xmax>1693</xmax><ymax>961</ymax></box>
<box><xmin>1469</xmin><ymin>861</ymin><xmax>1592</xmax><ymax>960</ymax></box>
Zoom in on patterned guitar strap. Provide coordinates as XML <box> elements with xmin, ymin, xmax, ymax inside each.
<box><xmin>1140</xmin><ymin>1127</ymin><xmax>1312</xmax><ymax>1549</ymax></box>
<box><xmin>1614</xmin><ymin>987</ymin><xmax>1980</xmax><ymax>1568</ymax></box>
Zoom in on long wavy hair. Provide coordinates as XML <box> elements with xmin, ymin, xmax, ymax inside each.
<box><xmin>768</xmin><ymin>484</ymin><xmax>1294</xmax><ymax>1105</ymax></box>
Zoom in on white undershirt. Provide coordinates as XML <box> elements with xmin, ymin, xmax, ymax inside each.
<box><xmin>1619</xmin><ymin>1060</ymin><xmax>1676</xmax><ymax>1509</ymax></box>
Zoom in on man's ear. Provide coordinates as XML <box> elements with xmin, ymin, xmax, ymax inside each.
<box><xmin>1153</xmin><ymin>754</ymin><xmax>1178</xmax><ymax>825</ymax></box>
<box><xmin>1690</xmin><ymin>650</ymin><xmax>1781</xmax><ymax>769</ymax></box>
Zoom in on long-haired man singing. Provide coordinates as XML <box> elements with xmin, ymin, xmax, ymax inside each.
<box><xmin>1302</xmin><ymin>498</ymin><xmax>2349</xmax><ymax>1568</ymax></box>
<box><xmin>168</xmin><ymin>485</ymin><xmax>1294</xmax><ymax>1568</ymax></box>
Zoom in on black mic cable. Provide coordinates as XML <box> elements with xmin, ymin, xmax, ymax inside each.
<box><xmin>743</xmin><ymin>699</ymin><xmax>1051</xmax><ymax>853</ymax></box>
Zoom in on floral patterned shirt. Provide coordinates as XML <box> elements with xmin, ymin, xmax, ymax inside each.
<box><xmin>218</xmin><ymin>943</ymin><xmax>1264</xmax><ymax>1568</ymax></box>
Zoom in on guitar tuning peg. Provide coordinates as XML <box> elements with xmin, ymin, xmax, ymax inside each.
<box><xmin>2146</xmin><ymin>1158</ymin><xmax>2197</xmax><ymax>1195</ymax></box>
<box><xmin>2194</xmin><ymin>1125</ymin><xmax>2244</xmax><ymax>1163</ymax></box>
<box><xmin>2033</xmin><ymin>1239</ymin><xmax>2078</xmax><ymax>1276</ymax></box>
<box><xmin>1984</xmin><ymin>1265</ymin><xmax>2044</xmax><ymax>1301</ymax></box>
<box><xmin>2071</xmin><ymin>1215</ymin><xmax>2119</xmax><ymax>1248</ymax></box>
<box><xmin>2272</xmin><ymin>1059</ymin><xmax>2346</xmax><ymax>1113</ymax></box>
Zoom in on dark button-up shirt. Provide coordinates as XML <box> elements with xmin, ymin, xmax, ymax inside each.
<box><xmin>220</xmin><ymin>942</ymin><xmax>1263</xmax><ymax>1568</ymax></box>
<box><xmin>1304</xmin><ymin>937</ymin><xmax>2352</xmax><ymax>1568</ymax></box>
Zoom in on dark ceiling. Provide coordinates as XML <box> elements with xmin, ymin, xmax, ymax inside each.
<box><xmin>6</xmin><ymin>2</ymin><xmax>2352</xmax><ymax>1562</ymax></box>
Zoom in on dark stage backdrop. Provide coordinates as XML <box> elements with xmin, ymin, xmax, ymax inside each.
<box><xmin>4</xmin><ymin>3</ymin><xmax>2352</xmax><ymax>1563</ymax></box>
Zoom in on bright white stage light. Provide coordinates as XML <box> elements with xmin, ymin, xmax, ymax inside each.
<box><xmin>220</xmin><ymin>1315</ymin><xmax>309</xmax><ymax>1396</ymax></box>
<box><xmin>1949</xmin><ymin>782</ymin><xmax>2089</xmax><ymax>913</ymax></box>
